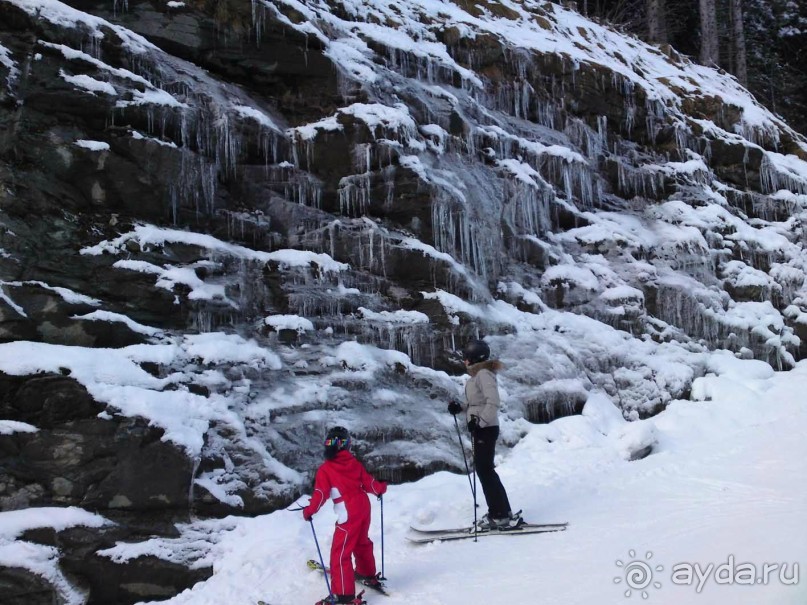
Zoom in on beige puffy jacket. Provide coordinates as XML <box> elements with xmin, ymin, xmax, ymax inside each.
<box><xmin>463</xmin><ymin>360</ymin><xmax>504</xmax><ymax>429</ymax></box>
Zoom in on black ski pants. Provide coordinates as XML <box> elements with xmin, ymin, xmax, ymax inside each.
<box><xmin>473</xmin><ymin>426</ymin><xmax>511</xmax><ymax>519</ymax></box>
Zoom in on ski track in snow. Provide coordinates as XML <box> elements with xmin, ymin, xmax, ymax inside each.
<box><xmin>135</xmin><ymin>361</ymin><xmax>807</xmax><ymax>605</ymax></box>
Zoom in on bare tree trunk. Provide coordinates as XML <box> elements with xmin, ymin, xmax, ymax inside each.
<box><xmin>646</xmin><ymin>0</ymin><xmax>668</xmax><ymax>43</ymax></box>
<box><xmin>731</xmin><ymin>0</ymin><xmax>748</xmax><ymax>85</ymax></box>
<box><xmin>699</xmin><ymin>0</ymin><xmax>719</xmax><ymax>66</ymax></box>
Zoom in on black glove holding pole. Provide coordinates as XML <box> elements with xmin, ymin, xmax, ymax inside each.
<box><xmin>467</xmin><ymin>415</ymin><xmax>479</xmax><ymax>433</ymax></box>
<box><xmin>447</xmin><ymin>400</ymin><xmax>463</xmax><ymax>415</ymax></box>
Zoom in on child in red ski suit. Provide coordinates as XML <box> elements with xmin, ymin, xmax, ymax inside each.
<box><xmin>303</xmin><ymin>426</ymin><xmax>387</xmax><ymax>605</ymax></box>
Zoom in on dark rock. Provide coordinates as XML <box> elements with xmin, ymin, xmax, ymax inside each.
<box><xmin>629</xmin><ymin>444</ymin><xmax>653</xmax><ymax>461</ymax></box>
<box><xmin>83</xmin><ymin>555</ymin><xmax>212</xmax><ymax>604</ymax></box>
<box><xmin>80</xmin><ymin>418</ymin><xmax>193</xmax><ymax>511</ymax></box>
<box><xmin>0</xmin><ymin>374</ymin><xmax>103</xmax><ymax>428</ymax></box>
<box><xmin>0</xmin><ymin>373</ymin><xmax>193</xmax><ymax>512</ymax></box>
<box><xmin>0</xmin><ymin>567</ymin><xmax>58</xmax><ymax>605</ymax></box>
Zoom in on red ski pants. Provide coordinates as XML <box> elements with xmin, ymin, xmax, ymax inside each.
<box><xmin>329</xmin><ymin>510</ymin><xmax>376</xmax><ymax>596</ymax></box>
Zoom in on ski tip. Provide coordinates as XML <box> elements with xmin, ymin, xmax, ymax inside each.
<box><xmin>308</xmin><ymin>559</ymin><xmax>328</xmax><ymax>572</ymax></box>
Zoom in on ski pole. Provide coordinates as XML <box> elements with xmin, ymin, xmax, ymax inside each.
<box><xmin>380</xmin><ymin>495</ymin><xmax>386</xmax><ymax>580</ymax></box>
<box><xmin>309</xmin><ymin>520</ymin><xmax>333</xmax><ymax>601</ymax></box>
<box><xmin>471</xmin><ymin>432</ymin><xmax>478</xmax><ymax>543</ymax></box>
<box><xmin>453</xmin><ymin>414</ymin><xmax>476</xmax><ymax>500</ymax></box>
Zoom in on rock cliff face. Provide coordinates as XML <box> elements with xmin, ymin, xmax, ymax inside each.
<box><xmin>1</xmin><ymin>0</ymin><xmax>807</xmax><ymax>601</ymax></box>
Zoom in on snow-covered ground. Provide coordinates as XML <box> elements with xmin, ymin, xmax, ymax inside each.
<box><xmin>109</xmin><ymin>355</ymin><xmax>806</xmax><ymax>605</ymax></box>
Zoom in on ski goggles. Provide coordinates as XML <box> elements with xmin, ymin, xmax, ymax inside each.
<box><xmin>324</xmin><ymin>436</ymin><xmax>350</xmax><ymax>448</ymax></box>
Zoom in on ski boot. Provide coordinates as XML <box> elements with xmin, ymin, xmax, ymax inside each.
<box><xmin>474</xmin><ymin>513</ymin><xmax>496</xmax><ymax>531</ymax></box>
<box><xmin>494</xmin><ymin>510</ymin><xmax>524</xmax><ymax>531</ymax></box>
<box><xmin>356</xmin><ymin>572</ymin><xmax>388</xmax><ymax>594</ymax></box>
<box><xmin>314</xmin><ymin>590</ymin><xmax>366</xmax><ymax>605</ymax></box>
<box><xmin>475</xmin><ymin>510</ymin><xmax>524</xmax><ymax>531</ymax></box>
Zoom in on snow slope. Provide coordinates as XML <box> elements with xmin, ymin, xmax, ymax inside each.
<box><xmin>120</xmin><ymin>356</ymin><xmax>807</xmax><ymax>605</ymax></box>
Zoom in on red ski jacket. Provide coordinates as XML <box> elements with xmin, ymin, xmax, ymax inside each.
<box><xmin>303</xmin><ymin>450</ymin><xmax>387</xmax><ymax>524</ymax></box>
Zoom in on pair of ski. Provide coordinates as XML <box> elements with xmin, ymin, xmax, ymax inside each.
<box><xmin>306</xmin><ymin>559</ymin><xmax>391</xmax><ymax>597</ymax></box>
<box><xmin>258</xmin><ymin>563</ymin><xmax>388</xmax><ymax>605</ymax></box>
<box><xmin>406</xmin><ymin>521</ymin><xmax>568</xmax><ymax>543</ymax></box>
<box><xmin>297</xmin><ymin>521</ymin><xmax>569</xmax><ymax>604</ymax></box>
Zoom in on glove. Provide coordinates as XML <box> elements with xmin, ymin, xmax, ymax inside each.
<box><xmin>447</xmin><ymin>400</ymin><xmax>463</xmax><ymax>415</ymax></box>
<box><xmin>467</xmin><ymin>416</ymin><xmax>479</xmax><ymax>433</ymax></box>
<box><xmin>303</xmin><ymin>509</ymin><xmax>313</xmax><ymax>522</ymax></box>
<box><xmin>375</xmin><ymin>481</ymin><xmax>387</xmax><ymax>498</ymax></box>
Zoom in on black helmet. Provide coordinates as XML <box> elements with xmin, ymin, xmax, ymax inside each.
<box><xmin>324</xmin><ymin>426</ymin><xmax>351</xmax><ymax>460</ymax></box>
<box><xmin>463</xmin><ymin>339</ymin><xmax>490</xmax><ymax>364</ymax></box>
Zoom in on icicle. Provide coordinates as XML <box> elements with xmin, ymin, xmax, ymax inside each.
<box><xmin>654</xmin><ymin>284</ymin><xmax>722</xmax><ymax>347</ymax></box>
<box><xmin>338</xmin><ymin>174</ymin><xmax>371</xmax><ymax>216</ymax></box>
<box><xmin>760</xmin><ymin>155</ymin><xmax>807</xmax><ymax>195</ymax></box>
<box><xmin>644</xmin><ymin>99</ymin><xmax>667</xmax><ymax>145</ymax></box>
<box><xmin>615</xmin><ymin>161</ymin><xmax>664</xmax><ymax>199</ymax></box>
<box><xmin>598</xmin><ymin>115</ymin><xmax>608</xmax><ymax>152</ymax></box>
<box><xmin>285</xmin><ymin>172</ymin><xmax>323</xmax><ymax>208</ymax></box>
<box><xmin>188</xmin><ymin>456</ymin><xmax>201</xmax><ymax>518</ymax></box>
<box><xmin>533</xmin><ymin>97</ymin><xmax>556</xmax><ymax>129</ymax></box>
<box><xmin>112</xmin><ymin>0</ymin><xmax>128</xmax><ymax>16</ymax></box>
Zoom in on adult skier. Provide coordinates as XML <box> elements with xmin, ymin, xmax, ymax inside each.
<box><xmin>303</xmin><ymin>426</ymin><xmax>387</xmax><ymax>605</ymax></box>
<box><xmin>448</xmin><ymin>339</ymin><xmax>522</xmax><ymax>530</ymax></box>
